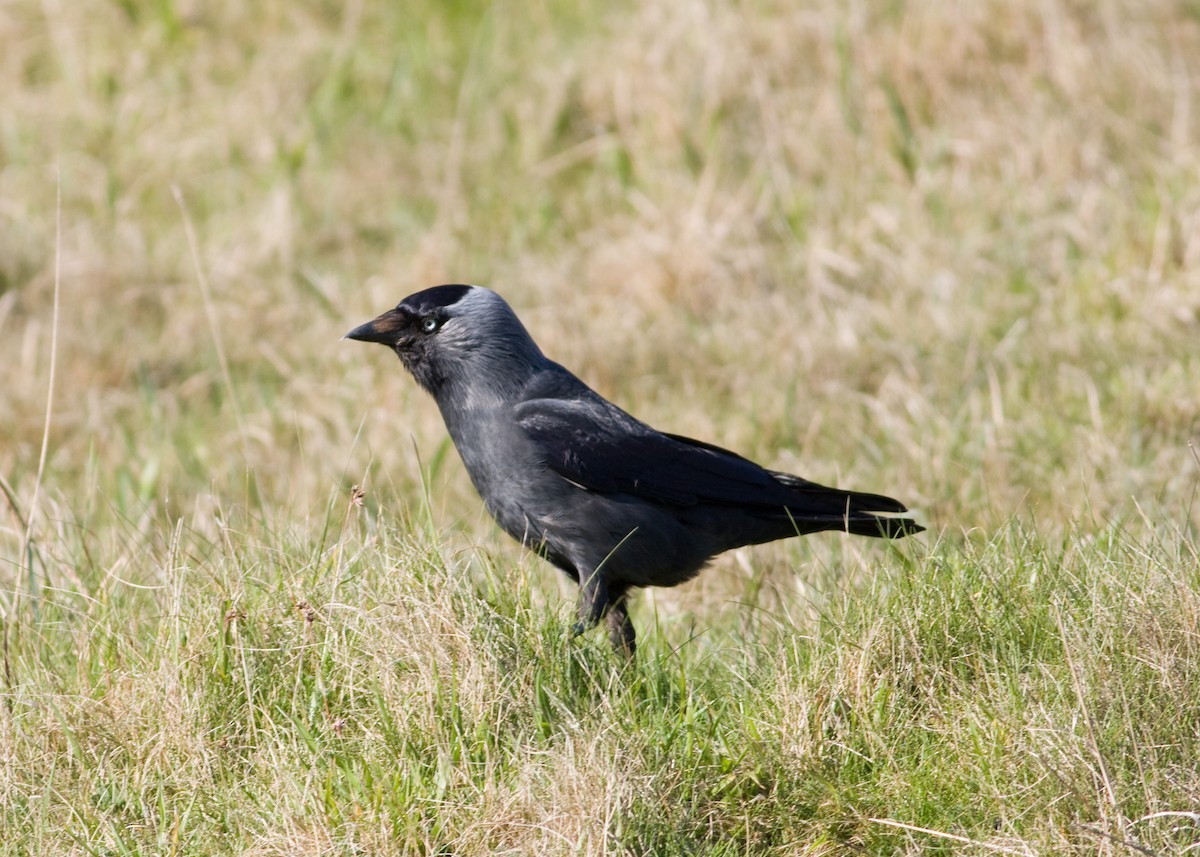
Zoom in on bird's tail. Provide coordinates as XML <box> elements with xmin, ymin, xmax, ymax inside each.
<box><xmin>769</xmin><ymin>471</ymin><xmax>925</xmax><ymax>538</ymax></box>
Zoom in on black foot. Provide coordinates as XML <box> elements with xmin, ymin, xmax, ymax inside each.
<box><xmin>606</xmin><ymin>600</ymin><xmax>636</xmax><ymax>657</ymax></box>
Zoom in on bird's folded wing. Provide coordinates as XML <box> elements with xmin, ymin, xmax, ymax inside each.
<box><xmin>513</xmin><ymin>397</ymin><xmax>874</xmax><ymax>511</ymax></box>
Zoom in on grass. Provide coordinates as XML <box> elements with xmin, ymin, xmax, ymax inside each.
<box><xmin>2</xmin><ymin>0</ymin><xmax>1199</xmax><ymax>853</ymax></box>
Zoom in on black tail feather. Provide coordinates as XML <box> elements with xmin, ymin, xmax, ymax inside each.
<box><xmin>769</xmin><ymin>470</ymin><xmax>924</xmax><ymax>539</ymax></box>
<box><xmin>843</xmin><ymin>515</ymin><xmax>925</xmax><ymax>538</ymax></box>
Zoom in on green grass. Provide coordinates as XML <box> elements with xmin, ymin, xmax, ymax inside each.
<box><xmin>3</xmin><ymin>0</ymin><xmax>1200</xmax><ymax>853</ymax></box>
<box><xmin>3</xmin><ymin>504</ymin><xmax>1198</xmax><ymax>854</ymax></box>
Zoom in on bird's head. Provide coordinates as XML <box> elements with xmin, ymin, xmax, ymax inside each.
<box><xmin>344</xmin><ymin>284</ymin><xmax>545</xmax><ymax>398</ymax></box>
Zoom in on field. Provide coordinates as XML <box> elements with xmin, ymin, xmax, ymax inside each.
<box><xmin>2</xmin><ymin>0</ymin><xmax>1199</xmax><ymax>853</ymax></box>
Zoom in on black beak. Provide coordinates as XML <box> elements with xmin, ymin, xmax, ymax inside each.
<box><xmin>343</xmin><ymin>308</ymin><xmax>404</xmax><ymax>345</ymax></box>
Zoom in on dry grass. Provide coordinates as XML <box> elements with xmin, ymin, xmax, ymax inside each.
<box><xmin>2</xmin><ymin>0</ymin><xmax>1199</xmax><ymax>854</ymax></box>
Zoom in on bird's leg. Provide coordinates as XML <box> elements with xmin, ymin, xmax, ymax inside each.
<box><xmin>572</xmin><ymin>575</ymin><xmax>636</xmax><ymax>657</ymax></box>
<box><xmin>571</xmin><ymin>571</ymin><xmax>611</xmax><ymax>638</ymax></box>
<box><xmin>605</xmin><ymin>597</ymin><xmax>636</xmax><ymax>657</ymax></box>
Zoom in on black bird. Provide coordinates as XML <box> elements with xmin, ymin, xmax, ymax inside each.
<box><xmin>346</xmin><ymin>285</ymin><xmax>922</xmax><ymax>654</ymax></box>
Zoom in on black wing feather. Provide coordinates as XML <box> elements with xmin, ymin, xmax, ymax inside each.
<box><xmin>514</xmin><ymin>397</ymin><xmax>918</xmax><ymax>532</ymax></box>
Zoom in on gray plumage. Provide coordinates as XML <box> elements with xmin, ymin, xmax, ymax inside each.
<box><xmin>346</xmin><ymin>284</ymin><xmax>923</xmax><ymax>654</ymax></box>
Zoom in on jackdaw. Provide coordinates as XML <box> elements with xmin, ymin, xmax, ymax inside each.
<box><xmin>346</xmin><ymin>285</ymin><xmax>923</xmax><ymax>654</ymax></box>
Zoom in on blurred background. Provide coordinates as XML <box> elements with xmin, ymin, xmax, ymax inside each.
<box><xmin>2</xmin><ymin>0</ymin><xmax>1199</xmax><ymax>615</ymax></box>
